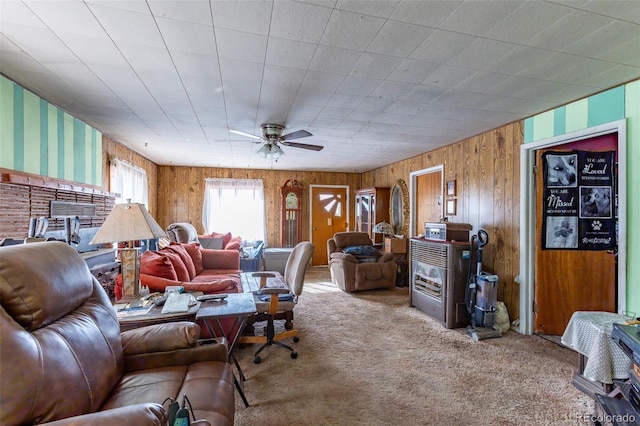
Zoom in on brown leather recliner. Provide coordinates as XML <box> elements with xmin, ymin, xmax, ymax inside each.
<box><xmin>328</xmin><ymin>232</ymin><xmax>397</xmax><ymax>292</ymax></box>
<box><xmin>0</xmin><ymin>241</ymin><xmax>234</xmax><ymax>426</ymax></box>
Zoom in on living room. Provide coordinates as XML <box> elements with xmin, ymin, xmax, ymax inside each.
<box><xmin>1</xmin><ymin>1</ymin><xmax>640</xmax><ymax>424</ymax></box>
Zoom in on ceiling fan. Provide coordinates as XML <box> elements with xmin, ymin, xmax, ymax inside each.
<box><xmin>230</xmin><ymin>124</ymin><xmax>324</xmax><ymax>158</ymax></box>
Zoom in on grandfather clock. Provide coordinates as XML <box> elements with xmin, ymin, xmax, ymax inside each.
<box><xmin>281</xmin><ymin>179</ymin><xmax>303</xmax><ymax>247</ymax></box>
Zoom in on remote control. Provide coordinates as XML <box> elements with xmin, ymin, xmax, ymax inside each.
<box><xmin>196</xmin><ymin>294</ymin><xmax>228</xmax><ymax>302</ymax></box>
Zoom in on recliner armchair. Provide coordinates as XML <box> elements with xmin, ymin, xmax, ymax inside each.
<box><xmin>0</xmin><ymin>242</ymin><xmax>234</xmax><ymax>425</ymax></box>
<box><xmin>328</xmin><ymin>232</ymin><xmax>397</xmax><ymax>292</ymax></box>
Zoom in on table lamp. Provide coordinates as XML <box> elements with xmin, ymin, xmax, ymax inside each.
<box><xmin>90</xmin><ymin>202</ymin><xmax>166</xmax><ymax>298</ymax></box>
<box><xmin>372</xmin><ymin>221</ymin><xmax>394</xmax><ymax>238</ymax></box>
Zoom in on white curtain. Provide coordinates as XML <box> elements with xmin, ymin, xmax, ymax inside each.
<box><xmin>202</xmin><ymin>178</ymin><xmax>266</xmax><ymax>243</ymax></box>
<box><xmin>110</xmin><ymin>159</ymin><xmax>149</xmax><ymax>207</ymax></box>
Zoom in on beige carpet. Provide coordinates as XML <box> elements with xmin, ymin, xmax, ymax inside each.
<box><xmin>233</xmin><ymin>267</ymin><xmax>593</xmax><ymax>425</ymax></box>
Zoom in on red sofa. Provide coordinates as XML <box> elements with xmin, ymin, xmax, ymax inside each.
<box><xmin>115</xmin><ymin>242</ymin><xmax>242</xmax><ymax>300</ymax></box>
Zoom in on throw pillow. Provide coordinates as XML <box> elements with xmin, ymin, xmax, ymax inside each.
<box><xmin>162</xmin><ymin>250</ymin><xmax>190</xmax><ymax>282</ymax></box>
<box><xmin>166</xmin><ymin>243</ymin><xmax>197</xmax><ymax>280</ymax></box>
<box><xmin>181</xmin><ymin>242</ymin><xmax>203</xmax><ymax>275</ymax></box>
<box><xmin>140</xmin><ymin>251</ymin><xmax>178</xmax><ymax>281</ymax></box>
<box><xmin>343</xmin><ymin>245</ymin><xmax>381</xmax><ymax>258</ymax></box>
<box><xmin>225</xmin><ymin>236</ymin><xmax>242</xmax><ymax>251</ymax></box>
<box><xmin>210</xmin><ymin>231</ymin><xmax>232</xmax><ymax>247</ymax></box>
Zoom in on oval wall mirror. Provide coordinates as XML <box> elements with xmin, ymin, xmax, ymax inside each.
<box><xmin>390</xmin><ymin>179</ymin><xmax>409</xmax><ymax>237</ymax></box>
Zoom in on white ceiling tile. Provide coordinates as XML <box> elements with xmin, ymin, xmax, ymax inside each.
<box><xmin>88</xmin><ymin>3</ymin><xmax>165</xmax><ymax>48</ymax></box>
<box><xmin>271</xmin><ymin>0</ymin><xmax>333</xmax><ymax>43</ymax></box>
<box><xmin>263</xmin><ymin>64</ymin><xmax>306</xmax><ymax>92</ymax></box>
<box><xmin>367</xmin><ymin>20</ymin><xmax>433</xmax><ymax>57</ymax></box>
<box><xmin>147</xmin><ymin>0</ymin><xmax>213</xmax><ymax>25</ymax></box>
<box><xmin>486</xmin><ymin>46</ymin><xmax>554</xmax><ymax>76</ymax></box>
<box><xmin>309</xmin><ymin>45</ymin><xmax>361</xmax><ymax>74</ymax></box>
<box><xmin>484</xmin><ymin>1</ymin><xmax>572</xmax><ymax>44</ymax></box>
<box><xmin>438</xmin><ymin>1</ymin><xmax>520</xmax><ymax>37</ymax></box>
<box><xmin>421</xmin><ymin>65</ymin><xmax>476</xmax><ymax>87</ymax></box>
<box><xmin>549</xmin><ymin>58</ymin><xmax>621</xmax><ymax>86</ymax></box>
<box><xmin>266</xmin><ymin>37</ymin><xmax>317</xmax><ymax>69</ymax></box>
<box><xmin>337</xmin><ymin>76</ymin><xmax>381</xmax><ymax>96</ymax></box>
<box><xmin>210</xmin><ymin>0</ymin><xmax>273</xmax><ymax>35</ymax></box>
<box><xmin>336</xmin><ymin>0</ymin><xmax>398</xmax><ymax>18</ymax></box>
<box><xmin>215</xmin><ymin>28</ymin><xmax>266</xmax><ymax>63</ymax></box>
<box><xmin>528</xmin><ymin>10</ymin><xmax>615</xmax><ymax>51</ymax></box>
<box><xmin>26</xmin><ymin>1</ymin><xmax>108</xmax><ymax>38</ymax></box>
<box><xmin>369</xmin><ymin>80</ymin><xmax>415</xmax><ymax>100</ymax></box>
<box><xmin>85</xmin><ymin>1</ymin><xmax>152</xmax><ymax>15</ymax></box>
<box><xmin>562</xmin><ymin>21</ymin><xmax>640</xmax><ymax>58</ymax></box>
<box><xmin>455</xmin><ymin>71</ymin><xmax>509</xmax><ymax>93</ymax></box>
<box><xmin>156</xmin><ymin>17</ymin><xmax>217</xmax><ymax>56</ymax></box>
<box><xmin>390</xmin><ymin>1</ymin><xmax>462</xmax><ymax>27</ymax></box>
<box><xmin>326</xmin><ymin>93</ymin><xmax>365</xmax><ymax>109</ymax></box>
<box><xmin>300</xmin><ymin>70</ymin><xmax>345</xmax><ymax>92</ymax></box>
<box><xmin>597</xmin><ymin>36</ymin><xmax>640</xmax><ymax>67</ymax></box>
<box><xmin>349</xmin><ymin>53</ymin><xmax>403</xmax><ymax>79</ymax></box>
<box><xmin>449</xmin><ymin>38</ymin><xmax>519</xmax><ymax>70</ymax></box>
<box><xmin>579</xmin><ymin>0</ymin><xmax>640</xmax><ymax>25</ymax></box>
<box><xmin>403</xmin><ymin>85</ymin><xmax>448</xmax><ymax>103</ymax></box>
<box><xmin>387</xmin><ymin>59</ymin><xmax>442</xmax><ymax>84</ymax></box>
<box><xmin>410</xmin><ymin>30</ymin><xmax>477</xmax><ymax>64</ymax></box>
<box><xmin>320</xmin><ymin>9</ymin><xmax>385</xmax><ymax>50</ymax></box>
<box><xmin>171</xmin><ymin>50</ymin><xmax>221</xmax><ymax>79</ymax></box>
<box><xmin>579</xmin><ymin>65</ymin><xmax>640</xmax><ymax>89</ymax></box>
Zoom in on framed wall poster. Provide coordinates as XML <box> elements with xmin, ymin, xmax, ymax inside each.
<box><xmin>446</xmin><ymin>199</ymin><xmax>456</xmax><ymax>215</ymax></box>
<box><xmin>446</xmin><ymin>180</ymin><xmax>456</xmax><ymax>197</ymax></box>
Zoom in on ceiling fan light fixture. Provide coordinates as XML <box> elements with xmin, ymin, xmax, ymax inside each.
<box><xmin>257</xmin><ymin>143</ymin><xmax>284</xmax><ymax>159</ymax></box>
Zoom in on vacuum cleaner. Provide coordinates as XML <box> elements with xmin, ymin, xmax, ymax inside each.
<box><xmin>465</xmin><ymin>229</ymin><xmax>502</xmax><ymax>341</ymax></box>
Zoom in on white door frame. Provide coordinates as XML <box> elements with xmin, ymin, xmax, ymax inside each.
<box><xmin>519</xmin><ymin>119</ymin><xmax>627</xmax><ymax>335</ymax></box>
<box><xmin>409</xmin><ymin>165</ymin><xmax>444</xmax><ymax>238</ymax></box>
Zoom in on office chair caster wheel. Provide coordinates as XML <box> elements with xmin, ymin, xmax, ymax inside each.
<box><xmin>293</xmin><ymin>336</ymin><xmax>300</xmax><ymax>343</ymax></box>
<box><xmin>291</xmin><ymin>351</ymin><xmax>298</xmax><ymax>359</ymax></box>
<box><xmin>253</xmin><ymin>356</ymin><xmax>261</xmax><ymax>364</ymax></box>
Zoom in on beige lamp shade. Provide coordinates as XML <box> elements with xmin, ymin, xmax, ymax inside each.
<box><xmin>90</xmin><ymin>203</ymin><xmax>166</xmax><ymax>246</ymax></box>
<box><xmin>90</xmin><ymin>203</ymin><xmax>166</xmax><ymax>299</ymax></box>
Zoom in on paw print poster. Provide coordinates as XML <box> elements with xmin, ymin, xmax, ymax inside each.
<box><xmin>542</xmin><ymin>150</ymin><xmax>615</xmax><ymax>250</ymax></box>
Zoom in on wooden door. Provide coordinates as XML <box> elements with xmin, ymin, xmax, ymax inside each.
<box><xmin>534</xmin><ymin>143</ymin><xmax>617</xmax><ymax>335</ymax></box>
<box><xmin>310</xmin><ymin>186</ymin><xmax>348</xmax><ymax>266</ymax></box>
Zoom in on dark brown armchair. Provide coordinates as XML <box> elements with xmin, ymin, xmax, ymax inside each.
<box><xmin>327</xmin><ymin>232</ymin><xmax>397</xmax><ymax>292</ymax></box>
<box><xmin>0</xmin><ymin>241</ymin><xmax>234</xmax><ymax>426</ymax></box>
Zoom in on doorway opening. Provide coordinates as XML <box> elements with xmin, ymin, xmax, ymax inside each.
<box><xmin>409</xmin><ymin>165</ymin><xmax>444</xmax><ymax>238</ymax></box>
<box><xmin>519</xmin><ymin>119</ymin><xmax>627</xmax><ymax>335</ymax></box>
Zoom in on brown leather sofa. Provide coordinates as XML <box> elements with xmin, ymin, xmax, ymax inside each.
<box><xmin>0</xmin><ymin>242</ymin><xmax>235</xmax><ymax>426</ymax></box>
<box><xmin>328</xmin><ymin>232</ymin><xmax>397</xmax><ymax>292</ymax></box>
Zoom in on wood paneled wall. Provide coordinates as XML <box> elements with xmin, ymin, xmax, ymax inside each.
<box><xmin>156</xmin><ymin>167</ymin><xmax>361</xmax><ymax>248</ymax></box>
<box><xmin>362</xmin><ymin>121</ymin><xmax>523</xmax><ymax>320</ymax></box>
<box><xmin>102</xmin><ymin>136</ymin><xmax>159</xmax><ymax>216</ymax></box>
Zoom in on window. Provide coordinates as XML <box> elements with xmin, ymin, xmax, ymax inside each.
<box><xmin>202</xmin><ymin>178</ymin><xmax>265</xmax><ymax>242</ymax></box>
<box><xmin>109</xmin><ymin>159</ymin><xmax>149</xmax><ymax>206</ymax></box>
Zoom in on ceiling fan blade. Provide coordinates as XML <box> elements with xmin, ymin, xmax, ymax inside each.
<box><xmin>281</xmin><ymin>129</ymin><xmax>312</xmax><ymax>140</ymax></box>
<box><xmin>281</xmin><ymin>141</ymin><xmax>324</xmax><ymax>151</ymax></box>
<box><xmin>230</xmin><ymin>129</ymin><xmax>263</xmax><ymax>140</ymax></box>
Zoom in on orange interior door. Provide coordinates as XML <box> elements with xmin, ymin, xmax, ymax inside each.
<box><xmin>310</xmin><ymin>186</ymin><xmax>347</xmax><ymax>266</ymax></box>
<box><xmin>534</xmin><ymin>148</ymin><xmax>616</xmax><ymax>335</ymax></box>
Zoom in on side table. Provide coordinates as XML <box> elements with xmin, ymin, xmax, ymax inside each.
<box><xmin>196</xmin><ymin>293</ymin><xmax>257</xmax><ymax>408</ymax></box>
<box><xmin>561</xmin><ymin>311</ymin><xmax>631</xmax><ymax>398</ymax></box>
<box><xmin>117</xmin><ymin>299</ymin><xmax>201</xmax><ymax>332</ymax></box>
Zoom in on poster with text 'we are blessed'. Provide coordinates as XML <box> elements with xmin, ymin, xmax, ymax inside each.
<box><xmin>541</xmin><ymin>150</ymin><xmax>616</xmax><ymax>251</ymax></box>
